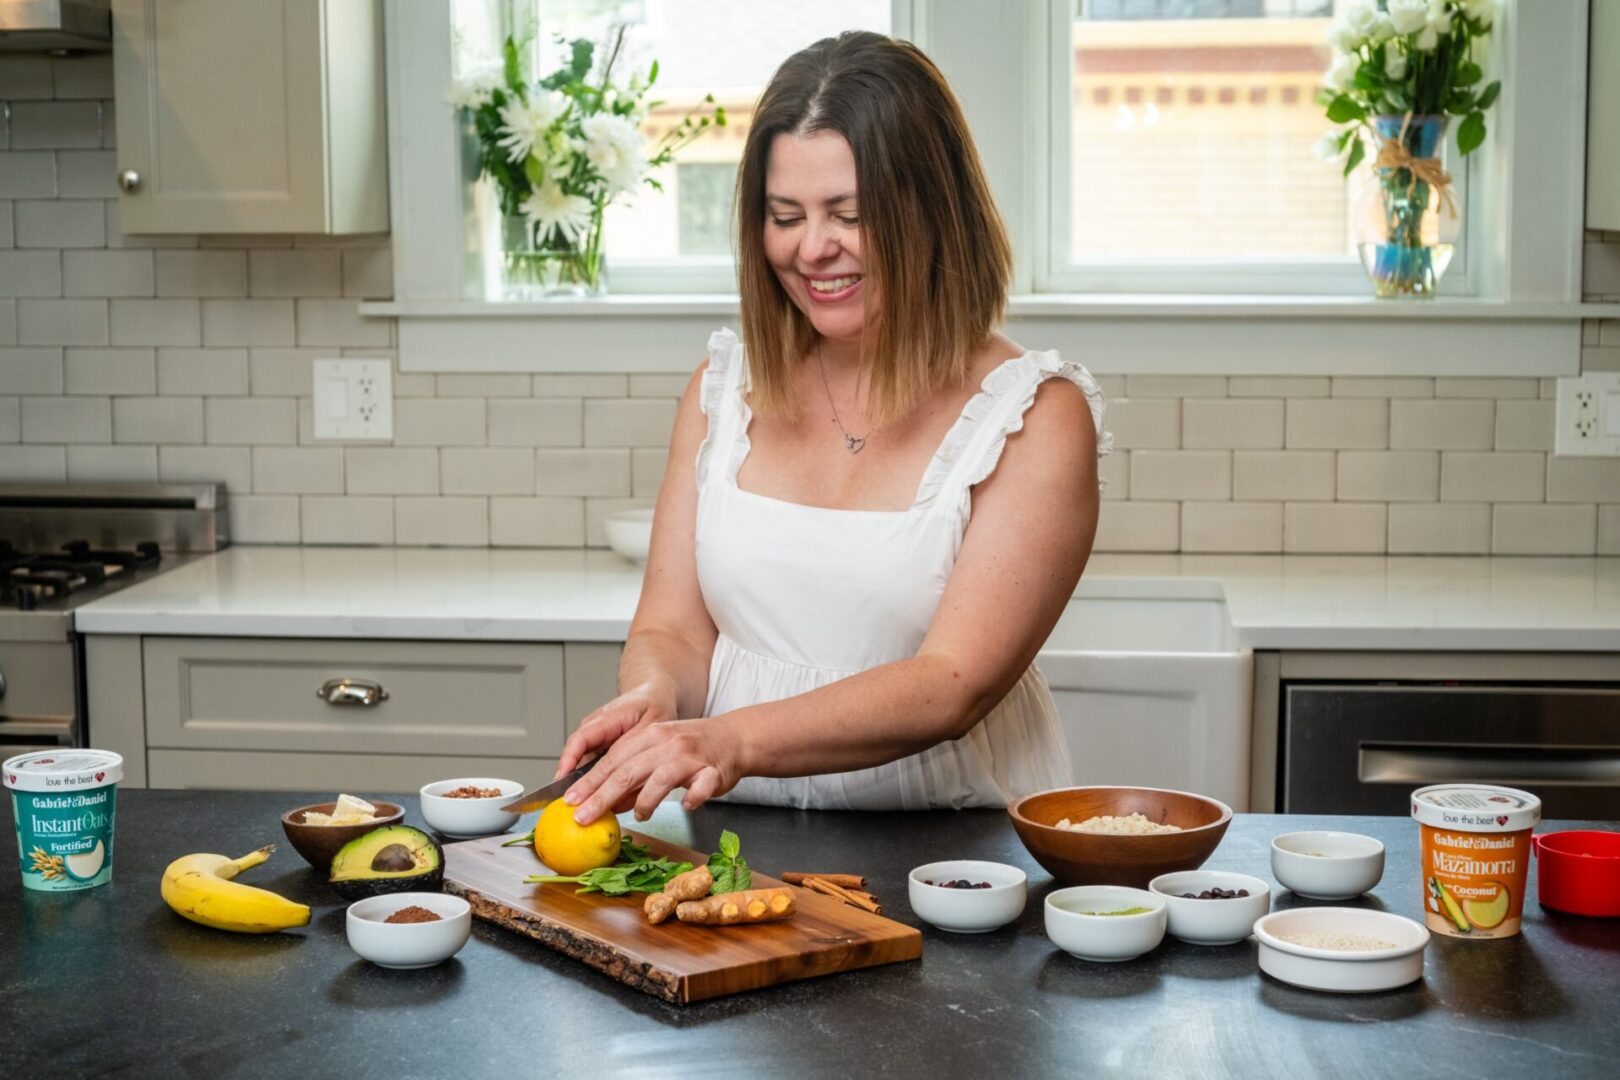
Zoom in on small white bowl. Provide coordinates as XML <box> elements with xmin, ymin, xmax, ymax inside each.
<box><xmin>603</xmin><ymin>507</ymin><xmax>654</xmax><ymax>564</ymax></box>
<box><xmin>419</xmin><ymin>778</ymin><xmax>523</xmax><ymax>839</ymax></box>
<box><xmin>1044</xmin><ymin>885</ymin><xmax>1167</xmax><ymax>962</ymax></box>
<box><xmin>908</xmin><ymin>860</ymin><xmax>1026</xmax><ymax>933</ymax></box>
<box><xmin>345</xmin><ymin>893</ymin><xmax>472</xmax><ymax>969</ymax></box>
<box><xmin>1271</xmin><ymin>831</ymin><xmax>1385</xmax><ymax>900</ymax></box>
<box><xmin>1254</xmin><ymin>907</ymin><xmax>1429</xmax><ymax>993</ymax></box>
<box><xmin>1149</xmin><ymin>870</ymin><xmax>1271</xmax><ymax>946</ymax></box>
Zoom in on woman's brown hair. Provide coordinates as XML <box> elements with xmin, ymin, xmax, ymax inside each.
<box><xmin>734</xmin><ymin>31</ymin><xmax>1013</xmax><ymax>426</ymax></box>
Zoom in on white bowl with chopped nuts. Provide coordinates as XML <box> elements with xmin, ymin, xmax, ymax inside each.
<box><xmin>1254</xmin><ymin>907</ymin><xmax>1429</xmax><ymax>993</ymax></box>
<box><xmin>418</xmin><ymin>778</ymin><xmax>523</xmax><ymax>839</ymax></box>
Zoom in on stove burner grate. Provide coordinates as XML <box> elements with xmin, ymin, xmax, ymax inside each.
<box><xmin>0</xmin><ymin>539</ymin><xmax>162</xmax><ymax>610</ymax></box>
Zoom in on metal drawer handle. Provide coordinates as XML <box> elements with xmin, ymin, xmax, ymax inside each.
<box><xmin>317</xmin><ymin>678</ymin><xmax>389</xmax><ymax>707</ymax></box>
<box><xmin>118</xmin><ymin>168</ymin><xmax>141</xmax><ymax>192</ymax></box>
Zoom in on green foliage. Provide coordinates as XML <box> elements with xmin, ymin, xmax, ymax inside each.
<box><xmin>1456</xmin><ymin>111</ymin><xmax>1486</xmax><ymax>156</ymax></box>
<box><xmin>706</xmin><ymin>829</ymin><xmax>751</xmax><ymax>894</ymax></box>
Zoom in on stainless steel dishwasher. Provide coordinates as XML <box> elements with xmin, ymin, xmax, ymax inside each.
<box><xmin>1281</xmin><ymin>683</ymin><xmax>1620</xmax><ymax>819</ymax></box>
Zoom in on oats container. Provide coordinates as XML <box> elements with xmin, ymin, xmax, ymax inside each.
<box><xmin>5</xmin><ymin>750</ymin><xmax>123</xmax><ymax>892</ymax></box>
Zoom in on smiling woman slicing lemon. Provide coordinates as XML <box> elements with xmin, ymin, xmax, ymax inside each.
<box><xmin>556</xmin><ymin>31</ymin><xmax>1109</xmax><ymax>824</ymax></box>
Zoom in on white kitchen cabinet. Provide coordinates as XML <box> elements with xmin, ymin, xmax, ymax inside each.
<box><xmin>110</xmin><ymin>0</ymin><xmax>388</xmax><ymax>234</ymax></box>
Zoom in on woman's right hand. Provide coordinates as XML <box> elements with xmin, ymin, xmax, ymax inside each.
<box><xmin>554</xmin><ymin>675</ymin><xmax>680</xmax><ymax>778</ymax></box>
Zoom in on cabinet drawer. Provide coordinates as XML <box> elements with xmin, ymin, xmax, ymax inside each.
<box><xmin>148</xmin><ymin>749</ymin><xmax>557</xmax><ymax>793</ymax></box>
<box><xmin>144</xmin><ymin>638</ymin><xmax>564</xmax><ymax>756</ymax></box>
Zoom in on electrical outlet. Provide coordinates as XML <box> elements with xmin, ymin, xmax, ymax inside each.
<box><xmin>1554</xmin><ymin>373</ymin><xmax>1620</xmax><ymax>456</ymax></box>
<box><xmin>312</xmin><ymin>358</ymin><xmax>392</xmax><ymax>440</ymax></box>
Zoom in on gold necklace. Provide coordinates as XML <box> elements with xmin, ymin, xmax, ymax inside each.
<box><xmin>814</xmin><ymin>343</ymin><xmax>873</xmax><ymax>454</ymax></box>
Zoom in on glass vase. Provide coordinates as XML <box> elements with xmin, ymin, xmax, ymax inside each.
<box><xmin>500</xmin><ymin>211</ymin><xmax>607</xmax><ymax>300</ymax></box>
<box><xmin>1355</xmin><ymin>115</ymin><xmax>1459</xmax><ymax>299</ymax></box>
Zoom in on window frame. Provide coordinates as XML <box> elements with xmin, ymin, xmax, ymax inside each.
<box><xmin>375</xmin><ymin>0</ymin><xmax>1610</xmax><ymax>376</ymax></box>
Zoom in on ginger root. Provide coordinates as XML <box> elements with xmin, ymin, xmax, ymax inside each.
<box><xmin>675</xmin><ymin>887</ymin><xmax>795</xmax><ymax>926</ymax></box>
<box><xmin>643</xmin><ymin>865</ymin><xmax>714</xmax><ymax>925</ymax></box>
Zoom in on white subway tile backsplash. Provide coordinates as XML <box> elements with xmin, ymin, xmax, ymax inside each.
<box><xmin>229</xmin><ymin>495</ymin><xmax>301</xmax><ymax>543</ymax></box>
<box><xmin>1336</xmin><ymin>451</ymin><xmax>1440</xmax><ymax>502</ymax></box>
<box><xmin>113</xmin><ymin>397</ymin><xmax>203</xmax><ymax>444</ymax></box>
<box><xmin>0</xmin><ymin>250</ymin><xmax>63</xmax><ymax>296</ymax></box>
<box><xmin>7</xmin><ymin>101</ymin><xmax>100</xmax><ymax>149</ymax></box>
<box><xmin>159</xmin><ymin>445</ymin><xmax>252</xmax><ymax>494</ymax></box>
<box><xmin>156</xmin><ymin>251</ymin><xmax>248</xmax><ymax>298</ymax></box>
<box><xmin>17</xmin><ymin>299</ymin><xmax>105</xmax><ymax>346</ymax></box>
<box><xmin>491</xmin><ymin>497</ymin><xmax>586</xmax><ymax>547</ymax></box>
<box><xmin>109</xmin><ymin>299</ymin><xmax>200</xmax><ymax>346</ymax></box>
<box><xmin>396</xmin><ymin>496</ymin><xmax>488</xmax><ymax>546</ymax></box>
<box><xmin>1181</xmin><ymin>399</ymin><xmax>1283</xmax><ymax>449</ymax></box>
<box><xmin>1130</xmin><ymin>450</ymin><xmax>1231</xmax><ymax>500</ymax></box>
<box><xmin>1100</xmin><ymin>398</ymin><xmax>1179</xmax><ymax>449</ymax></box>
<box><xmin>585</xmin><ymin>400</ymin><xmax>677</xmax><ymax>448</ymax></box>
<box><xmin>341</xmin><ymin>246</ymin><xmax>392</xmax><ymax>299</ymax></box>
<box><xmin>67</xmin><ymin>444</ymin><xmax>155</xmax><ymax>481</ymax></box>
<box><xmin>54</xmin><ymin>149</ymin><xmax>116</xmax><ymax>198</ymax></box>
<box><xmin>395</xmin><ymin>398</ymin><xmax>485</xmax><ymax>446</ymax></box>
<box><xmin>1125</xmin><ymin>376</ymin><xmax>1226</xmax><ymax>398</ymax></box>
<box><xmin>63</xmin><ymin>347</ymin><xmax>154</xmax><ymax>395</ymax></box>
<box><xmin>0</xmin><ymin>397</ymin><xmax>17</xmax><ymax>441</ymax></box>
<box><xmin>1494</xmin><ymin>400</ymin><xmax>1554</xmax><ymax>451</ymax></box>
<box><xmin>1285</xmin><ymin>502</ymin><xmax>1387</xmax><ymax>553</ymax></box>
<box><xmin>1387</xmin><ymin>503</ymin><xmax>1492</xmax><ymax>554</ymax></box>
<box><xmin>440</xmin><ymin>447</ymin><xmax>536</xmax><ymax>495</ymax></box>
<box><xmin>532</xmin><ymin>374</ymin><xmax>627</xmax><ymax>397</ymax></box>
<box><xmin>0</xmin><ymin>152</ymin><xmax>57</xmax><ymax>198</ymax></box>
<box><xmin>631</xmin><ymin>448</ymin><xmax>667</xmax><ymax>497</ymax></box>
<box><xmin>0</xmin><ymin>444</ymin><xmax>66</xmax><ymax>480</ymax></box>
<box><xmin>201</xmin><ymin>299</ymin><xmax>295</xmax><ymax>346</ymax></box>
<box><xmin>436</xmin><ymin>374</ymin><xmax>530</xmax><ymax>398</ymax></box>
<box><xmin>534</xmin><ymin>448</ymin><xmax>631</xmax><ymax>497</ymax></box>
<box><xmin>104</xmin><ymin>201</ymin><xmax>197</xmax><ymax>250</ymax></box>
<box><xmin>1092</xmin><ymin>501</ymin><xmax>1180</xmax><ymax>552</ymax></box>
<box><xmin>50</xmin><ymin>56</ymin><xmax>113</xmax><ymax>100</ymax></box>
<box><xmin>1</xmin><ymin>347</ymin><xmax>65</xmax><ymax>393</ymax></box>
<box><xmin>248</xmin><ymin>348</ymin><xmax>320</xmax><ymax>397</ymax></box>
<box><xmin>301</xmin><ymin>495</ymin><xmax>394</xmax><ymax>544</ymax></box>
<box><xmin>295</xmin><ymin>298</ymin><xmax>390</xmax><ymax>347</ymax></box>
<box><xmin>346</xmin><ymin>447</ymin><xmax>439</xmax><ymax>494</ymax></box>
<box><xmin>1492</xmin><ymin>504</ymin><xmax>1597</xmax><ymax>555</ymax></box>
<box><xmin>1600</xmin><ymin>505</ymin><xmax>1620</xmax><ymax>557</ymax></box>
<box><xmin>157</xmin><ymin>348</ymin><xmax>249</xmax><ymax>396</ymax></box>
<box><xmin>22</xmin><ymin>395</ymin><xmax>109</xmax><ymax>442</ymax></box>
<box><xmin>489</xmin><ymin>398</ymin><xmax>582</xmax><ymax>446</ymax></box>
<box><xmin>15</xmin><ymin>198</ymin><xmax>104</xmax><ymax>246</ymax></box>
<box><xmin>1435</xmin><ymin>377</ymin><xmax>1538</xmax><ymax>399</ymax></box>
<box><xmin>205</xmin><ymin>397</ymin><xmax>296</xmax><ymax>445</ymax></box>
<box><xmin>249</xmin><ymin>250</ymin><xmax>341</xmax><ymax>297</ymax></box>
<box><xmin>1228</xmin><ymin>376</ymin><xmax>1330</xmax><ymax>398</ymax></box>
<box><xmin>63</xmin><ymin>250</ymin><xmax>154</xmax><ymax>297</ymax></box>
<box><xmin>1389</xmin><ymin>399</ymin><xmax>1494</xmax><ymax>450</ymax></box>
<box><xmin>1331</xmin><ymin>377</ymin><xmax>1433</xmax><ymax>398</ymax></box>
<box><xmin>1097</xmin><ymin>448</ymin><xmax>1129</xmax><ymax>499</ymax></box>
<box><xmin>1545</xmin><ymin>457</ymin><xmax>1620</xmax><ymax>503</ymax></box>
<box><xmin>629</xmin><ymin>374</ymin><xmax>689</xmax><ymax>398</ymax></box>
<box><xmin>1285</xmin><ymin>399</ymin><xmax>1387</xmax><ymax>449</ymax></box>
<box><xmin>1233</xmin><ymin>451</ymin><xmax>1334</xmax><ymax>501</ymax></box>
<box><xmin>253</xmin><ymin>446</ymin><xmax>345</xmax><ymax>494</ymax></box>
<box><xmin>0</xmin><ymin>56</ymin><xmax>54</xmax><ymax>100</ymax></box>
<box><xmin>1181</xmin><ymin>502</ymin><xmax>1283</xmax><ymax>553</ymax></box>
<box><xmin>0</xmin><ymin>203</ymin><xmax>12</xmax><ymax>248</ymax></box>
<box><xmin>0</xmin><ymin>299</ymin><xmax>11</xmax><ymax>345</ymax></box>
<box><xmin>1440</xmin><ymin>452</ymin><xmax>1545</xmax><ymax>502</ymax></box>
<box><xmin>585</xmin><ymin>497</ymin><xmax>654</xmax><ymax>547</ymax></box>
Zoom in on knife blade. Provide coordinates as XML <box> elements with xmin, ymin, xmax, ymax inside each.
<box><xmin>500</xmin><ymin>762</ymin><xmax>593</xmax><ymax>814</ymax></box>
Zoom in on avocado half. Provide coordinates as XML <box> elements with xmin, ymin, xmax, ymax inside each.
<box><xmin>329</xmin><ymin>824</ymin><xmax>444</xmax><ymax>900</ymax></box>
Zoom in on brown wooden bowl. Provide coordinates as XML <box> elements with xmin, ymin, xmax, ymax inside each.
<box><xmin>1008</xmin><ymin>786</ymin><xmax>1232</xmax><ymax>888</ymax></box>
<box><xmin>280</xmin><ymin>801</ymin><xmax>405</xmax><ymax>870</ymax></box>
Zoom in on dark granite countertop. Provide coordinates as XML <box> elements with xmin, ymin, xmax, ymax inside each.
<box><xmin>3</xmin><ymin>791</ymin><xmax>1616</xmax><ymax>1079</ymax></box>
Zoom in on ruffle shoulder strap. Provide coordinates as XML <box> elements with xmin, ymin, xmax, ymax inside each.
<box><xmin>914</xmin><ymin>350</ymin><xmax>1112</xmax><ymax>516</ymax></box>
<box><xmin>693</xmin><ymin>327</ymin><xmax>753</xmax><ymax>489</ymax></box>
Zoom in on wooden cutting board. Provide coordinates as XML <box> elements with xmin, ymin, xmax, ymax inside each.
<box><xmin>442</xmin><ymin>830</ymin><xmax>922</xmax><ymax>1003</ymax></box>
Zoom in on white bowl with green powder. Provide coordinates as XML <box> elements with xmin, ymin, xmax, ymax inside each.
<box><xmin>5</xmin><ymin>749</ymin><xmax>122</xmax><ymax>892</ymax></box>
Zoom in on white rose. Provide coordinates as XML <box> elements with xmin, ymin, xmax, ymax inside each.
<box><xmin>1323</xmin><ymin>52</ymin><xmax>1358</xmax><ymax>93</ymax></box>
<box><xmin>1426</xmin><ymin>0</ymin><xmax>1453</xmax><ymax>35</ymax></box>
<box><xmin>1343</xmin><ymin>0</ymin><xmax>1378</xmax><ymax>37</ymax></box>
<box><xmin>1414</xmin><ymin>24</ymin><xmax>1439</xmax><ymax>51</ymax></box>
<box><xmin>1313</xmin><ymin>131</ymin><xmax>1345</xmax><ymax>162</ymax></box>
<box><xmin>1370</xmin><ymin>13</ymin><xmax>1396</xmax><ymax>44</ymax></box>
<box><xmin>1326</xmin><ymin>19</ymin><xmax>1362</xmax><ymax>53</ymax></box>
<box><xmin>1388</xmin><ymin>0</ymin><xmax>1429</xmax><ymax>35</ymax></box>
<box><xmin>1384</xmin><ymin>47</ymin><xmax>1408</xmax><ymax>81</ymax></box>
<box><xmin>1462</xmin><ymin>0</ymin><xmax>1494</xmax><ymax>27</ymax></box>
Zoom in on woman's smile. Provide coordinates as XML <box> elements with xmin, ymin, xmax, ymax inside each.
<box><xmin>803</xmin><ymin>273</ymin><xmax>864</xmax><ymax>303</ymax></box>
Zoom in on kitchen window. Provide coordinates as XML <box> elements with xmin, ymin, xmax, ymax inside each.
<box><xmin>373</xmin><ymin>0</ymin><xmax>1602</xmax><ymax>376</ymax></box>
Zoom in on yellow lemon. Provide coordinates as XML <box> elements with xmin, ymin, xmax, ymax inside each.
<box><xmin>536</xmin><ymin>798</ymin><xmax>621</xmax><ymax>877</ymax></box>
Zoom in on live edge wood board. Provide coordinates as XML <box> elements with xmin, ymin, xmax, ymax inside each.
<box><xmin>442</xmin><ymin>831</ymin><xmax>923</xmax><ymax>1003</ymax></box>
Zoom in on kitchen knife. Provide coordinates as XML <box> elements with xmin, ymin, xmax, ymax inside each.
<box><xmin>500</xmin><ymin>761</ymin><xmax>593</xmax><ymax>814</ymax></box>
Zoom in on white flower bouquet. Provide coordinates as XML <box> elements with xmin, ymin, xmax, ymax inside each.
<box><xmin>451</xmin><ymin>29</ymin><xmax>725</xmax><ymax>296</ymax></box>
<box><xmin>1315</xmin><ymin>0</ymin><xmax>1501</xmax><ymax>297</ymax></box>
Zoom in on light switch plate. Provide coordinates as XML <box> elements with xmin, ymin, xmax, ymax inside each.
<box><xmin>1554</xmin><ymin>373</ymin><xmax>1620</xmax><ymax>456</ymax></box>
<box><xmin>312</xmin><ymin>358</ymin><xmax>392</xmax><ymax>441</ymax></box>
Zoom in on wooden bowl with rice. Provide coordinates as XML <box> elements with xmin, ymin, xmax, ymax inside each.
<box><xmin>1008</xmin><ymin>786</ymin><xmax>1232</xmax><ymax>888</ymax></box>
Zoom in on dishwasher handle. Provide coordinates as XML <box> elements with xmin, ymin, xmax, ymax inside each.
<box><xmin>1360</xmin><ymin>743</ymin><xmax>1620</xmax><ymax>787</ymax></box>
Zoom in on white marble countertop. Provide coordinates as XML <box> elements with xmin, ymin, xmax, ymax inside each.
<box><xmin>72</xmin><ymin>546</ymin><xmax>1620</xmax><ymax>651</ymax></box>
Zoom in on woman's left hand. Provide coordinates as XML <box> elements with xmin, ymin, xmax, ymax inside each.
<box><xmin>563</xmin><ymin>716</ymin><xmax>744</xmax><ymax>825</ymax></box>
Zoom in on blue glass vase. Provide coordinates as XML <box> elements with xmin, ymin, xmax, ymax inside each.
<box><xmin>1356</xmin><ymin>115</ymin><xmax>1459</xmax><ymax>299</ymax></box>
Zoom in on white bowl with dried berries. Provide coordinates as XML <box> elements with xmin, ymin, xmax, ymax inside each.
<box><xmin>908</xmin><ymin>860</ymin><xmax>1027</xmax><ymax>933</ymax></box>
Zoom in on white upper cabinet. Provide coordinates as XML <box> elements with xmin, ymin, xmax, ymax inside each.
<box><xmin>111</xmin><ymin>0</ymin><xmax>388</xmax><ymax>234</ymax></box>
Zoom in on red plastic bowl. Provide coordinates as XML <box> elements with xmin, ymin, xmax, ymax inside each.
<box><xmin>1532</xmin><ymin>830</ymin><xmax>1620</xmax><ymax>918</ymax></box>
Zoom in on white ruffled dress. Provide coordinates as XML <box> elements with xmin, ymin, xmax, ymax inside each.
<box><xmin>694</xmin><ymin>328</ymin><xmax>1111</xmax><ymax>810</ymax></box>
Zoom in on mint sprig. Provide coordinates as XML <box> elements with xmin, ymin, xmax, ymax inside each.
<box><xmin>706</xmin><ymin>829</ymin><xmax>750</xmax><ymax>894</ymax></box>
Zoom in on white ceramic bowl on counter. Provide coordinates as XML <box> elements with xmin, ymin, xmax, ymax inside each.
<box><xmin>1253</xmin><ymin>907</ymin><xmax>1429</xmax><ymax>993</ymax></box>
<box><xmin>603</xmin><ymin>508</ymin><xmax>655</xmax><ymax>564</ymax></box>
<box><xmin>419</xmin><ymin>778</ymin><xmax>522</xmax><ymax>839</ymax></box>
<box><xmin>908</xmin><ymin>860</ymin><xmax>1027</xmax><ymax>933</ymax></box>
<box><xmin>1044</xmin><ymin>885</ymin><xmax>1167</xmax><ymax>962</ymax></box>
<box><xmin>1271</xmin><ymin>831</ymin><xmax>1385</xmax><ymax>900</ymax></box>
<box><xmin>1149</xmin><ymin>870</ymin><xmax>1270</xmax><ymax>946</ymax></box>
<box><xmin>345</xmin><ymin>893</ymin><xmax>472</xmax><ymax>969</ymax></box>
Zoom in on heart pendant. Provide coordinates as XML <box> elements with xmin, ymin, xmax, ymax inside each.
<box><xmin>844</xmin><ymin>434</ymin><xmax>866</xmax><ymax>454</ymax></box>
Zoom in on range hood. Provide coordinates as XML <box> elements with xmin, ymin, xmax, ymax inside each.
<box><xmin>0</xmin><ymin>0</ymin><xmax>111</xmax><ymax>52</ymax></box>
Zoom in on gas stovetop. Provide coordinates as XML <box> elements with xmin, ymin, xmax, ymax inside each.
<box><xmin>0</xmin><ymin>539</ymin><xmax>165</xmax><ymax>611</ymax></box>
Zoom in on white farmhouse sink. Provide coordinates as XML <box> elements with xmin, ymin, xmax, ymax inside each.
<box><xmin>1035</xmin><ymin>578</ymin><xmax>1253</xmax><ymax>810</ymax></box>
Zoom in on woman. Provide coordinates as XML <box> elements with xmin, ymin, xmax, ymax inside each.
<box><xmin>557</xmin><ymin>30</ymin><xmax>1109</xmax><ymax>825</ymax></box>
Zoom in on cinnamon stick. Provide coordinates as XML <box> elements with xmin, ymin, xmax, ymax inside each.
<box><xmin>781</xmin><ymin>872</ymin><xmax>866</xmax><ymax>889</ymax></box>
<box><xmin>803</xmin><ymin>876</ymin><xmax>882</xmax><ymax>915</ymax></box>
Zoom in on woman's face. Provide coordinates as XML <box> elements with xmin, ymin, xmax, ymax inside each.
<box><xmin>762</xmin><ymin>130</ymin><xmax>872</xmax><ymax>345</ymax></box>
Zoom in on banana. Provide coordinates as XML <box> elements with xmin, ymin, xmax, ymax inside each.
<box><xmin>160</xmin><ymin>844</ymin><xmax>311</xmax><ymax>934</ymax></box>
